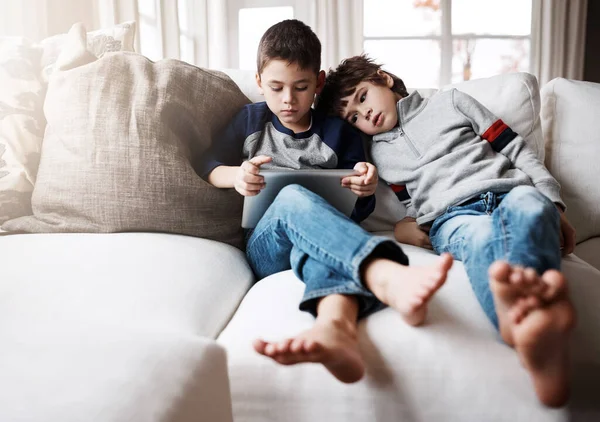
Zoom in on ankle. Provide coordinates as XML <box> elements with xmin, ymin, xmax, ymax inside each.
<box><xmin>363</xmin><ymin>258</ymin><xmax>396</xmax><ymax>301</ymax></box>
<box><xmin>317</xmin><ymin>317</ymin><xmax>358</xmax><ymax>338</ymax></box>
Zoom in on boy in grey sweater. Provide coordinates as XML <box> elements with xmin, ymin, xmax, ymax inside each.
<box><xmin>318</xmin><ymin>54</ymin><xmax>576</xmax><ymax>408</ymax></box>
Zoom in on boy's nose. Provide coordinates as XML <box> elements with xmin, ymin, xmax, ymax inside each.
<box><xmin>283</xmin><ymin>89</ymin><xmax>294</xmax><ymax>104</ymax></box>
<box><xmin>362</xmin><ymin>108</ymin><xmax>372</xmax><ymax>120</ymax></box>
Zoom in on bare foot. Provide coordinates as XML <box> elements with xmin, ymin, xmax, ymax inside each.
<box><xmin>489</xmin><ymin>262</ymin><xmax>576</xmax><ymax>407</ymax></box>
<box><xmin>253</xmin><ymin>318</ymin><xmax>365</xmax><ymax>383</ymax></box>
<box><xmin>364</xmin><ymin>253</ymin><xmax>454</xmax><ymax>326</ymax></box>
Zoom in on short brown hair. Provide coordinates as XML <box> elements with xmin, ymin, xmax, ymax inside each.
<box><xmin>256</xmin><ymin>19</ymin><xmax>321</xmax><ymax>75</ymax></box>
<box><xmin>317</xmin><ymin>54</ymin><xmax>408</xmax><ymax>116</ymax></box>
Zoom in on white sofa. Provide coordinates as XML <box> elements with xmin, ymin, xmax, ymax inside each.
<box><xmin>2</xmin><ymin>28</ymin><xmax>600</xmax><ymax>422</ymax></box>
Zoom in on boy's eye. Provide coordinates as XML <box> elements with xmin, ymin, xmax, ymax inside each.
<box><xmin>270</xmin><ymin>86</ymin><xmax>282</xmax><ymax>92</ymax></box>
<box><xmin>296</xmin><ymin>86</ymin><xmax>308</xmax><ymax>91</ymax></box>
<box><xmin>350</xmin><ymin>114</ymin><xmax>358</xmax><ymax>124</ymax></box>
<box><xmin>359</xmin><ymin>93</ymin><xmax>366</xmax><ymax>103</ymax></box>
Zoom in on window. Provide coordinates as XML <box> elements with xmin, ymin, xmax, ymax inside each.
<box><xmin>238</xmin><ymin>6</ymin><xmax>294</xmax><ymax>70</ymax></box>
<box><xmin>228</xmin><ymin>0</ymin><xmax>306</xmax><ymax>69</ymax></box>
<box><xmin>177</xmin><ymin>0</ymin><xmax>194</xmax><ymax>63</ymax></box>
<box><xmin>137</xmin><ymin>0</ymin><xmax>163</xmax><ymax>61</ymax></box>
<box><xmin>363</xmin><ymin>0</ymin><xmax>533</xmax><ymax>88</ymax></box>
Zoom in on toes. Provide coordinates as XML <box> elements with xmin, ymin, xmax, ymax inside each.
<box><xmin>509</xmin><ymin>296</ymin><xmax>540</xmax><ymax>324</ymax></box>
<box><xmin>489</xmin><ymin>260</ymin><xmax>511</xmax><ymax>284</ymax></box>
<box><xmin>303</xmin><ymin>339</ymin><xmax>321</xmax><ymax>354</ymax></box>
<box><xmin>290</xmin><ymin>338</ymin><xmax>304</xmax><ymax>353</ymax></box>
<box><xmin>541</xmin><ymin>270</ymin><xmax>567</xmax><ymax>301</ymax></box>
<box><xmin>276</xmin><ymin>338</ymin><xmax>294</xmax><ymax>353</ymax></box>
<box><xmin>437</xmin><ymin>253</ymin><xmax>454</xmax><ymax>273</ymax></box>
<box><xmin>253</xmin><ymin>339</ymin><xmax>268</xmax><ymax>354</ymax></box>
<box><xmin>509</xmin><ymin>266</ymin><xmax>525</xmax><ymax>285</ymax></box>
<box><xmin>264</xmin><ymin>343</ymin><xmax>278</xmax><ymax>356</ymax></box>
<box><xmin>523</xmin><ymin>268</ymin><xmax>538</xmax><ymax>285</ymax></box>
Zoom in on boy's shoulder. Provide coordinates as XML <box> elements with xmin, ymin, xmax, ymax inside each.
<box><xmin>239</xmin><ymin>101</ymin><xmax>272</xmax><ymax>119</ymax></box>
<box><xmin>313</xmin><ymin>109</ymin><xmax>358</xmax><ymax>134</ymax></box>
<box><xmin>229</xmin><ymin>101</ymin><xmax>273</xmax><ymax>129</ymax></box>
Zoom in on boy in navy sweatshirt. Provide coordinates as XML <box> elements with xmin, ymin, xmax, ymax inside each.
<box><xmin>200</xmin><ymin>22</ymin><xmax>453</xmax><ymax>384</ymax></box>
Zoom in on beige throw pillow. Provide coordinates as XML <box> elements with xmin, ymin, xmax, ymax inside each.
<box><xmin>2</xmin><ymin>49</ymin><xmax>250</xmax><ymax>248</ymax></box>
<box><xmin>40</xmin><ymin>21</ymin><xmax>136</xmax><ymax>81</ymax></box>
<box><xmin>0</xmin><ymin>37</ymin><xmax>44</xmax><ymax>223</ymax></box>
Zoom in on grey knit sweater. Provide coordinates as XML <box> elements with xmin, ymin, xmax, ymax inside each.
<box><xmin>371</xmin><ymin>89</ymin><xmax>564</xmax><ymax>225</ymax></box>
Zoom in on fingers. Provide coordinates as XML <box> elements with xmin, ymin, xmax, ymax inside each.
<box><xmin>423</xmin><ymin>236</ymin><xmax>433</xmax><ymax>250</ymax></box>
<box><xmin>348</xmin><ymin>163</ymin><xmax>378</xmax><ymax>185</ymax></box>
<box><xmin>236</xmin><ymin>157</ymin><xmax>271</xmax><ymax>196</ymax></box>
<box><xmin>364</xmin><ymin>163</ymin><xmax>378</xmax><ymax>185</ymax></box>
<box><xmin>559</xmin><ymin>214</ymin><xmax>576</xmax><ymax>256</ymax></box>
<box><xmin>248</xmin><ymin>155</ymin><xmax>272</xmax><ymax>167</ymax></box>
<box><xmin>235</xmin><ymin>179</ymin><xmax>264</xmax><ymax>196</ymax></box>
<box><xmin>563</xmin><ymin>227</ymin><xmax>576</xmax><ymax>255</ymax></box>
<box><xmin>353</xmin><ymin>161</ymin><xmax>368</xmax><ymax>174</ymax></box>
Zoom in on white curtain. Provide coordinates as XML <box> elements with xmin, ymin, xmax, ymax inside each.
<box><xmin>306</xmin><ymin>0</ymin><xmax>364</xmax><ymax>72</ymax></box>
<box><xmin>531</xmin><ymin>0</ymin><xmax>588</xmax><ymax>86</ymax></box>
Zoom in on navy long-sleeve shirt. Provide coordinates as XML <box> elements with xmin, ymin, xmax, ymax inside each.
<box><xmin>199</xmin><ymin>102</ymin><xmax>375</xmax><ymax>222</ymax></box>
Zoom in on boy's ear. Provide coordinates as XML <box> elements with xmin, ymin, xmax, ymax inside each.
<box><xmin>255</xmin><ymin>72</ymin><xmax>264</xmax><ymax>95</ymax></box>
<box><xmin>315</xmin><ymin>70</ymin><xmax>326</xmax><ymax>95</ymax></box>
<box><xmin>377</xmin><ymin>69</ymin><xmax>394</xmax><ymax>88</ymax></box>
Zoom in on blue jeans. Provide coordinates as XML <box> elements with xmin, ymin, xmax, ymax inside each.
<box><xmin>429</xmin><ymin>186</ymin><xmax>561</xmax><ymax>329</ymax></box>
<box><xmin>245</xmin><ymin>184</ymin><xmax>409</xmax><ymax>318</ymax></box>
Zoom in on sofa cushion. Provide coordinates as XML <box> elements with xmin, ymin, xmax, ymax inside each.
<box><xmin>575</xmin><ymin>237</ymin><xmax>600</xmax><ymax>271</ymax></box>
<box><xmin>541</xmin><ymin>78</ymin><xmax>600</xmax><ymax>244</ymax></box>
<box><xmin>0</xmin><ymin>232</ymin><xmax>247</xmax><ymax>421</ymax></box>
<box><xmin>219</xmin><ymin>244</ymin><xmax>600</xmax><ymax>421</ymax></box>
<box><xmin>0</xmin><ymin>37</ymin><xmax>44</xmax><ymax>224</ymax></box>
<box><xmin>2</xmin><ymin>25</ymin><xmax>251</xmax><ymax>248</ymax></box>
<box><xmin>40</xmin><ymin>21</ymin><xmax>136</xmax><ymax>81</ymax></box>
<box><xmin>442</xmin><ymin>72</ymin><xmax>545</xmax><ymax>161</ymax></box>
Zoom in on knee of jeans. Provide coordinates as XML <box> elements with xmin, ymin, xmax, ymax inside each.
<box><xmin>271</xmin><ymin>184</ymin><xmax>319</xmax><ymax>214</ymax></box>
<box><xmin>504</xmin><ymin>186</ymin><xmax>556</xmax><ymax>220</ymax></box>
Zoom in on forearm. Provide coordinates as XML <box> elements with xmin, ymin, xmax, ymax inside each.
<box><xmin>207</xmin><ymin>165</ymin><xmax>240</xmax><ymax>188</ymax></box>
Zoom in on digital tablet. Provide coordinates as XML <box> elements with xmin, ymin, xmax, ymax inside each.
<box><xmin>241</xmin><ymin>169</ymin><xmax>358</xmax><ymax>229</ymax></box>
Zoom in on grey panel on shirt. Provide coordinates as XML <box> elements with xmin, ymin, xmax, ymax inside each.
<box><xmin>242</xmin><ymin>122</ymin><xmax>338</xmax><ymax>170</ymax></box>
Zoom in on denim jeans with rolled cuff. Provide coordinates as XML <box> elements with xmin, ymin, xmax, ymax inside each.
<box><xmin>429</xmin><ymin>186</ymin><xmax>561</xmax><ymax>329</ymax></box>
<box><xmin>245</xmin><ymin>184</ymin><xmax>409</xmax><ymax>319</ymax></box>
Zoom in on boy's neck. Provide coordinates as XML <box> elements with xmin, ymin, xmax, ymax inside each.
<box><xmin>278</xmin><ymin>110</ymin><xmax>313</xmax><ymax>134</ymax></box>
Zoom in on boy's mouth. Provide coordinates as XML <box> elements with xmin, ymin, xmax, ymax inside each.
<box><xmin>281</xmin><ymin>109</ymin><xmax>297</xmax><ymax>115</ymax></box>
<box><xmin>373</xmin><ymin>113</ymin><xmax>382</xmax><ymax>126</ymax></box>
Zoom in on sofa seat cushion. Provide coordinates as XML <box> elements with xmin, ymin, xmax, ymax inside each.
<box><xmin>1</xmin><ymin>232</ymin><xmax>253</xmax><ymax>337</ymax></box>
<box><xmin>219</xmin><ymin>245</ymin><xmax>600</xmax><ymax>422</ymax></box>
<box><xmin>575</xmin><ymin>237</ymin><xmax>600</xmax><ymax>271</ymax></box>
<box><xmin>0</xmin><ymin>232</ymin><xmax>252</xmax><ymax>421</ymax></box>
<box><xmin>0</xmin><ymin>329</ymin><xmax>233</xmax><ymax>422</ymax></box>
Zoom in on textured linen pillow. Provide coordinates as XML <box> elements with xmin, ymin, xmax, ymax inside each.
<box><xmin>2</xmin><ymin>29</ymin><xmax>250</xmax><ymax>248</ymax></box>
<box><xmin>442</xmin><ymin>72</ymin><xmax>544</xmax><ymax>161</ymax></box>
<box><xmin>0</xmin><ymin>37</ymin><xmax>44</xmax><ymax>223</ymax></box>
<box><xmin>40</xmin><ymin>21</ymin><xmax>136</xmax><ymax>81</ymax></box>
<box><xmin>541</xmin><ymin>78</ymin><xmax>600</xmax><ymax>244</ymax></box>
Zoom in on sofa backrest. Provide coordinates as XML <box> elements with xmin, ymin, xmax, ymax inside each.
<box><xmin>541</xmin><ymin>78</ymin><xmax>600</xmax><ymax>244</ymax></box>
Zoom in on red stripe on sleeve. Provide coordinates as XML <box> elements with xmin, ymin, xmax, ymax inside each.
<box><xmin>482</xmin><ymin>120</ymin><xmax>508</xmax><ymax>143</ymax></box>
<box><xmin>390</xmin><ymin>184</ymin><xmax>406</xmax><ymax>193</ymax></box>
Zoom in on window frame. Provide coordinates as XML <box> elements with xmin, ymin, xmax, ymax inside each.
<box><xmin>226</xmin><ymin>0</ymin><xmax>307</xmax><ymax>68</ymax></box>
<box><xmin>362</xmin><ymin>0</ymin><xmax>534</xmax><ymax>86</ymax></box>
